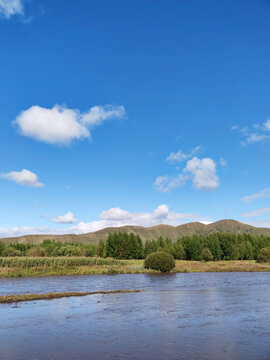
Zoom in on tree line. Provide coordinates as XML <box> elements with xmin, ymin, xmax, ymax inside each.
<box><xmin>97</xmin><ymin>232</ymin><xmax>270</xmax><ymax>261</ymax></box>
<box><xmin>0</xmin><ymin>232</ymin><xmax>270</xmax><ymax>261</ymax></box>
<box><xmin>0</xmin><ymin>240</ymin><xmax>96</xmax><ymax>257</ymax></box>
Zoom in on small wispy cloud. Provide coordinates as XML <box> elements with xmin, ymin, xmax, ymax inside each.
<box><xmin>154</xmin><ymin>174</ymin><xmax>188</xmax><ymax>192</ymax></box>
<box><xmin>241</xmin><ymin>207</ymin><xmax>270</xmax><ymax>218</ymax></box>
<box><xmin>0</xmin><ymin>0</ymin><xmax>24</xmax><ymax>19</ymax></box>
<box><xmin>242</xmin><ymin>188</ymin><xmax>270</xmax><ymax>203</ymax></box>
<box><xmin>166</xmin><ymin>146</ymin><xmax>200</xmax><ymax>163</ymax></box>
<box><xmin>232</xmin><ymin>118</ymin><xmax>270</xmax><ymax>146</ymax></box>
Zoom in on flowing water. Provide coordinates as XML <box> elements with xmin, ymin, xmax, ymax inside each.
<box><xmin>0</xmin><ymin>272</ymin><xmax>270</xmax><ymax>360</ymax></box>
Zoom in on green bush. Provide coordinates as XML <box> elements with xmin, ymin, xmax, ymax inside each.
<box><xmin>257</xmin><ymin>248</ymin><xmax>270</xmax><ymax>263</ymax></box>
<box><xmin>57</xmin><ymin>245</ymin><xmax>85</xmax><ymax>257</ymax></box>
<box><xmin>2</xmin><ymin>247</ymin><xmax>22</xmax><ymax>257</ymax></box>
<box><xmin>144</xmin><ymin>251</ymin><xmax>175</xmax><ymax>272</ymax></box>
<box><xmin>201</xmin><ymin>248</ymin><xmax>213</xmax><ymax>262</ymax></box>
<box><xmin>27</xmin><ymin>247</ymin><xmax>47</xmax><ymax>257</ymax></box>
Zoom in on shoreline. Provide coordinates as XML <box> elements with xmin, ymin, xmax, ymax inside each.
<box><xmin>0</xmin><ymin>258</ymin><xmax>270</xmax><ymax>278</ymax></box>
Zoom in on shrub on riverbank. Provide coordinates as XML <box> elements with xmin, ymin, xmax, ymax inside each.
<box><xmin>27</xmin><ymin>247</ymin><xmax>47</xmax><ymax>257</ymax></box>
<box><xmin>144</xmin><ymin>251</ymin><xmax>175</xmax><ymax>272</ymax></box>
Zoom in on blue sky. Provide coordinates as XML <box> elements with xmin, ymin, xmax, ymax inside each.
<box><xmin>0</xmin><ymin>0</ymin><xmax>270</xmax><ymax>237</ymax></box>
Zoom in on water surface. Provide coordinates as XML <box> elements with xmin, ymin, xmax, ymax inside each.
<box><xmin>1</xmin><ymin>273</ymin><xmax>270</xmax><ymax>360</ymax></box>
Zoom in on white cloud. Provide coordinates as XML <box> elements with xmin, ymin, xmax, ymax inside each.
<box><xmin>14</xmin><ymin>104</ymin><xmax>125</xmax><ymax>145</ymax></box>
<box><xmin>0</xmin><ymin>0</ymin><xmax>23</xmax><ymax>19</ymax></box>
<box><xmin>233</xmin><ymin>119</ymin><xmax>270</xmax><ymax>146</ymax></box>
<box><xmin>241</xmin><ymin>220</ymin><xmax>270</xmax><ymax>228</ymax></box>
<box><xmin>0</xmin><ymin>205</ymin><xmax>207</xmax><ymax>237</ymax></box>
<box><xmin>14</xmin><ymin>105</ymin><xmax>89</xmax><ymax>145</ymax></box>
<box><xmin>154</xmin><ymin>157</ymin><xmax>219</xmax><ymax>192</ymax></box>
<box><xmin>100</xmin><ymin>207</ymin><xmax>131</xmax><ymax>221</ymax></box>
<box><xmin>241</xmin><ymin>207</ymin><xmax>270</xmax><ymax>218</ymax></box>
<box><xmin>199</xmin><ymin>220</ymin><xmax>213</xmax><ymax>225</ymax></box>
<box><xmin>0</xmin><ymin>169</ymin><xmax>44</xmax><ymax>188</ymax></box>
<box><xmin>0</xmin><ymin>226</ymin><xmax>53</xmax><ymax>238</ymax></box>
<box><xmin>71</xmin><ymin>203</ymin><xmax>204</xmax><ymax>231</ymax></box>
<box><xmin>184</xmin><ymin>157</ymin><xmax>219</xmax><ymax>191</ymax></box>
<box><xmin>231</xmin><ymin>125</ymin><xmax>239</xmax><ymax>131</ymax></box>
<box><xmin>241</xmin><ymin>188</ymin><xmax>270</xmax><ymax>203</ymax></box>
<box><xmin>81</xmin><ymin>105</ymin><xmax>125</xmax><ymax>126</ymax></box>
<box><xmin>265</xmin><ymin>119</ymin><xmax>270</xmax><ymax>131</ymax></box>
<box><xmin>51</xmin><ymin>212</ymin><xmax>77</xmax><ymax>224</ymax></box>
<box><xmin>241</xmin><ymin>133</ymin><xmax>269</xmax><ymax>146</ymax></box>
<box><xmin>166</xmin><ymin>146</ymin><xmax>200</xmax><ymax>163</ymax></box>
<box><xmin>92</xmin><ymin>204</ymin><xmax>197</xmax><ymax>229</ymax></box>
<box><xmin>153</xmin><ymin>174</ymin><xmax>188</xmax><ymax>192</ymax></box>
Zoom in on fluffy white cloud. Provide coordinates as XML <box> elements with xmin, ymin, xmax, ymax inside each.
<box><xmin>154</xmin><ymin>157</ymin><xmax>219</xmax><ymax>192</ymax></box>
<box><xmin>100</xmin><ymin>207</ymin><xmax>131</xmax><ymax>221</ymax></box>
<box><xmin>0</xmin><ymin>0</ymin><xmax>23</xmax><ymax>19</ymax></box>
<box><xmin>241</xmin><ymin>188</ymin><xmax>270</xmax><ymax>203</ymax></box>
<box><xmin>51</xmin><ymin>212</ymin><xmax>77</xmax><ymax>224</ymax></box>
<box><xmin>0</xmin><ymin>205</ymin><xmax>207</xmax><ymax>237</ymax></box>
<box><xmin>166</xmin><ymin>146</ymin><xmax>200</xmax><ymax>163</ymax></box>
<box><xmin>14</xmin><ymin>104</ymin><xmax>125</xmax><ymax>145</ymax></box>
<box><xmin>15</xmin><ymin>105</ymin><xmax>89</xmax><ymax>145</ymax></box>
<box><xmin>241</xmin><ymin>207</ymin><xmax>270</xmax><ymax>218</ymax></box>
<box><xmin>0</xmin><ymin>169</ymin><xmax>44</xmax><ymax>187</ymax></box>
<box><xmin>184</xmin><ymin>157</ymin><xmax>219</xmax><ymax>191</ymax></box>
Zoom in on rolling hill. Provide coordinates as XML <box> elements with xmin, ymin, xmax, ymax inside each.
<box><xmin>1</xmin><ymin>219</ymin><xmax>270</xmax><ymax>245</ymax></box>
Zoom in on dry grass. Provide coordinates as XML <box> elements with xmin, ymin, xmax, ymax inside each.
<box><xmin>0</xmin><ymin>289</ymin><xmax>141</xmax><ymax>304</ymax></box>
<box><xmin>0</xmin><ymin>258</ymin><xmax>269</xmax><ymax>278</ymax></box>
<box><xmin>173</xmin><ymin>260</ymin><xmax>270</xmax><ymax>273</ymax></box>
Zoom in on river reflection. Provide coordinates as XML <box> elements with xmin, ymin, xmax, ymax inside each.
<box><xmin>0</xmin><ymin>272</ymin><xmax>270</xmax><ymax>360</ymax></box>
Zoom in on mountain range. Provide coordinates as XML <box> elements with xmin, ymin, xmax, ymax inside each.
<box><xmin>1</xmin><ymin>219</ymin><xmax>270</xmax><ymax>245</ymax></box>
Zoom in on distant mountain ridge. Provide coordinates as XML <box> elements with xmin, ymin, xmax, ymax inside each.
<box><xmin>1</xmin><ymin>220</ymin><xmax>270</xmax><ymax>245</ymax></box>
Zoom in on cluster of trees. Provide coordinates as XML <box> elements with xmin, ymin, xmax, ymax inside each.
<box><xmin>1</xmin><ymin>232</ymin><xmax>270</xmax><ymax>261</ymax></box>
<box><xmin>97</xmin><ymin>233</ymin><xmax>144</xmax><ymax>259</ymax></box>
<box><xmin>97</xmin><ymin>232</ymin><xmax>270</xmax><ymax>261</ymax></box>
<box><xmin>0</xmin><ymin>240</ymin><xmax>96</xmax><ymax>257</ymax></box>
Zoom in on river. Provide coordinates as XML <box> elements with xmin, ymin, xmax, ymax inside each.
<box><xmin>0</xmin><ymin>272</ymin><xmax>270</xmax><ymax>360</ymax></box>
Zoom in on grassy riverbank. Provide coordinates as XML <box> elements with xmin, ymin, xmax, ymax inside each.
<box><xmin>0</xmin><ymin>257</ymin><xmax>270</xmax><ymax>277</ymax></box>
<box><xmin>0</xmin><ymin>289</ymin><xmax>141</xmax><ymax>304</ymax></box>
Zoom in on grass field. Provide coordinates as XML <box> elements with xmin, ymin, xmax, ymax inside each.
<box><xmin>0</xmin><ymin>257</ymin><xmax>270</xmax><ymax>277</ymax></box>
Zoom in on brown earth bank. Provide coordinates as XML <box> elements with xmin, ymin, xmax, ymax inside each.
<box><xmin>1</xmin><ymin>219</ymin><xmax>270</xmax><ymax>245</ymax></box>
